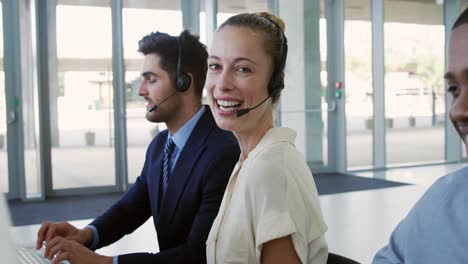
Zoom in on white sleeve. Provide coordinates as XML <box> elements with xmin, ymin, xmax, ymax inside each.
<box><xmin>246</xmin><ymin>149</ymin><xmax>327</xmax><ymax>263</ymax></box>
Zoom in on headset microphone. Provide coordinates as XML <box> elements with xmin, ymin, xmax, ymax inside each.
<box><xmin>148</xmin><ymin>91</ymin><xmax>178</xmax><ymax>112</ymax></box>
<box><xmin>148</xmin><ymin>105</ymin><xmax>157</xmax><ymax>112</ymax></box>
<box><xmin>235</xmin><ymin>96</ymin><xmax>271</xmax><ymax>118</ymax></box>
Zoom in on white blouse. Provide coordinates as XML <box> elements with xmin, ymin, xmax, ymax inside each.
<box><xmin>206</xmin><ymin>127</ymin><xmax>328</xmax><ymax>264</ymax></box>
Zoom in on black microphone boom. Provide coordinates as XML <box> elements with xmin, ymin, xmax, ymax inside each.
<box><xmin>148</xmin><ymin>105</ymin><xmax>158</xmax><ymax>112</ymax></box>
<box><xmin>235</xmin><ymin>108</ymin><xmax>250</xmax><ymax>117</ymax></box>
<box><xmin>148</xmin><ymin>91</ymin><xmax>178</xmax><ymax>112</ymax></box>
<box><xmin>235</xmin><ymin>96</ymin><xmax>271</xmax><ymax>118</ymax></box>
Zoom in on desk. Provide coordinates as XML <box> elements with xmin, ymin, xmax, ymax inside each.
<box><xmin>11</xmin><ymin>185</ymin><xmax>427</xmax><ymax>263</ymax></box>
<box><xmin>322</xmin><ymin>185</ymin><xmax>427</xmax><ymax>263</ymax></box>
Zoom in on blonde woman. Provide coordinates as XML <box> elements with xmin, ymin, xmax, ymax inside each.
<box><xmin>205</xmin><ymin>12</ymin><xmax>328</xmax><ymax>264</ymax></box>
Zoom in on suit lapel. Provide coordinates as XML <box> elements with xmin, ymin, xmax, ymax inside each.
<box><xmin>158</xmin><ymin>106</ymin><xmax>215</xmax><ymax>230</ymax></box>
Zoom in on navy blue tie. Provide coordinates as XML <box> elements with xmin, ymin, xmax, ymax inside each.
<box><xmin>162</xmin><ymin>138</ymin><xmax>175</xmax><ymax>196</ymax></box>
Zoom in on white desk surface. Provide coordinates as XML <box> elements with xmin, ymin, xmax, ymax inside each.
<box><xmin>11</xmin><ymin>185</ymin><xmax>427</xmax><ymax>263</ymax></box>
<box><xmin>322</xmin><ymin>185</ymin><xmax>427</xmax><ymax>263</ymax></box>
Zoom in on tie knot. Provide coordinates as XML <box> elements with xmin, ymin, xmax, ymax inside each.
<box><xmin>165</xmin><ymin>138</ymin><xmax>175</xmax><ymax>156</ymax></box>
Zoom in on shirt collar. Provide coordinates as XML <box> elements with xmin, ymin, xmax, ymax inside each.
<box><xmin>247</xmin><ymin>127</ymin><xmax>296</xmax><ymax>160</ymax></box>
<box><xmin>168</xmin><ymin>106</ymin><xmax>205</xmax><ymax>152</ymax></box>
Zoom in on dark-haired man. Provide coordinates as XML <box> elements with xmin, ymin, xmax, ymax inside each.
<box><xmin>35</xmin><ymin>30</ymin><xmax>239</xmax><ymax>264</ymax></box>
<box><xmin>373</xmin><ymin>8</ymin><xmax>468</xmax><ymax>264</ymax></box>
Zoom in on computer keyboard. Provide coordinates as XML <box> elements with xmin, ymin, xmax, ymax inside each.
<box><xmin>15</xmin><ymin>243</ymin><xmax>70</xmax><ymax>264</ymax></box>
<box><xmin>15</xmin><ymin>244</ymin><xmax>50</xmax><ymax>264</ymax></box>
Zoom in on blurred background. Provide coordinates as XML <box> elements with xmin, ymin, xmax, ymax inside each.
<box><xmin>1</xmin><ymin>0</ymin><xmax>468</xmax><ymax>200</ymax></box>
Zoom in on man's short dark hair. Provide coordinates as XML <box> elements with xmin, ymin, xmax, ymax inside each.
<box><xmin>453</xmin><ymin>8</ymin><xmax>468</xmax><ymax>30</ymax></box>
<box><xmin>138</xmin><ymin>30</ymin><xmax>208</xmax><ymax>99</ymax></box>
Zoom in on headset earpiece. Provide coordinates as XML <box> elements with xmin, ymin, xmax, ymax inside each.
<box><xmin>176</xmin><ymin>72</ymin><xmax>191</xmax><ymax>92</ymax></box>
<box><xmin>266</xmin><ymin>18</ymin><xmax>288</xmax><ymax>98</ymax></box>
<box><xmin>175</xmin><ymin>34</ymin><xmax>191</xmax><ymax>92</ymax></box>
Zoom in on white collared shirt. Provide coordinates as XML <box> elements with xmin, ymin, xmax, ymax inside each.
<box><xmin>206</xmin><ymin>127</ymin><xmax>328</xmax><ymax>264</ymax></box>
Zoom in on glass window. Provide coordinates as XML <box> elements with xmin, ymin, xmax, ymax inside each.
<box><xmin>217</xmin><ymin>0</ymin><xmax>269</xmax><ymax>26</ymax></box>
<box><xmin>345</xmin><ymin>0</ymin><xmax>373</xmax><ymax>168</ymax></box>
<box><xmin>384</xmin><ymin>0</ymin><xmax>445</xmax><ymax>165</ymax></box>
<box><xmin>199</xmin><ymin>3</ymin><xmax>206</xmax><ymax>44</ymax></box>
<box><xmin>52</xmin><ymin>0</ymin><xmax>116</xmax><ymax>189</ymax></box>
<box><xmin>123</xmin><ymin>1</ymin><xmax>182</xmax><ymax>183</ymax></box>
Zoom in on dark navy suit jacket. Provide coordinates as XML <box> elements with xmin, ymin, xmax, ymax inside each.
<box><xmin>90</xmin><ymin>106</ymin><xmax>239</xmax><ymax>263</ymax></box>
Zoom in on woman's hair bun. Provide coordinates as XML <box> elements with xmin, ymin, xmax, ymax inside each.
<box><xmin>255</xmin><ymin>12</ymin><xmax>286</xmax><ymax>32</ymax></box>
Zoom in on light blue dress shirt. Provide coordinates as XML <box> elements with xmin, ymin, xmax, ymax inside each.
<box><xmin>373</xmin><ymin>166</ymin><xmax>468</xmax><ymax>264</ymax></box>
<box><xmin>167</xmin><ymin>106</ymin><xmax>206</xmax><ymax>172</ymax></box>
<box><xmin>86</xmin><ymin>106</ymin><xmax>205</xmax><ymax>264</ymax></box>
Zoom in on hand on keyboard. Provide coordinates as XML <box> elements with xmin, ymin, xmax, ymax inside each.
<box><xmin>16</xmin><ymin>242</ymin><xmax>70</xmax><ymax>264</ymax></box>
<box><xmin>43</xmin><ymin>237</ymin><xmax>112</xmax><ymax>264</ymax></box>
<box><xmin>36</xmin><ymin>221</ymin><xmax>92</xmax><ymax>250</ymax></box>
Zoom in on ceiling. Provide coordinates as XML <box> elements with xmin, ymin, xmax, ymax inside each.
<box><xmin>57</xmin><ymin>0</ymin><xmax>468</xmax><ymax>25</ymax></box>
<box><xmin>58</xmin><ymin>0</ymin><xmax>268</xmax><ymax>13</ymax></box>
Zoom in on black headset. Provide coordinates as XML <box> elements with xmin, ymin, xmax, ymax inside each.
<box><xmin>264</xmin><ymin>18</ymin><xmax>288</xmax><ymax>98</ymax></box>
<box><xmin>175</xmin><ymin>33</ymin><xmax>191</xmax><ymax>92</ymax></box>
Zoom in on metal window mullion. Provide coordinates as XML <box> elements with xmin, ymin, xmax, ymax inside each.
<box><xmin>268</xmin><ymin>0</ymin><xmax>279</xmax><ymax>15</ymax></box>
<box><xmin>3</xmin><ymin>0</ymin><xmax>26</xmax><ymax>200</ymax></box>
<box><xmin>325</xmin><ymin>0</ymin><xmax>346</xmax><ymax>173</ymax></box>
<box><xmin>444</xmin><ymin>0</ymin><xmax>462</xmax><ymax>162</ymax></box>
<box><xmin>111</xmin><ymin>0</ymin><xmax>128</xmax><ymax>191</ymax></box>
<box><xmin>181</xmin><ymin>0</ymin><xmax>201</xmax><ymax>34</ymax></box>
<box><xmin>204</xmin><ymin>0</ymin><xmax>217</xmax><ymax>47</ymax></box>
<box><xmin>36</xmin><ymin>0</ymin><xmax>58</xmax><ymax>200</ymax></box>
<box><xmin>371</xmin><ymin>0</ymin><xmax>386</xmax><ymax>169</ymax></box>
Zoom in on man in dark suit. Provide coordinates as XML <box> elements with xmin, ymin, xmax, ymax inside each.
<box><xmin>35</xmin><ymin>30</ymin><xmax>239</xmax><ymax>264</ymax></box>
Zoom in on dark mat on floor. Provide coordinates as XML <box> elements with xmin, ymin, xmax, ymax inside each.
<box><xmin>8</xmin><ymin>193</ymin><xmax>122</xmax><ymax>226</ymax></box>
<box><xmin>313</xmin><ymin>172</ymin><xmax>410</xmax><ymax>195</ymax></box>
<box><xmin>8</xmin><ymin>173</ymin><xmax>409</xmax><ymax>226</ymax></box>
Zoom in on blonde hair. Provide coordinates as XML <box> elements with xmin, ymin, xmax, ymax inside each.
<box><xmin>218</xmin><ymin>12</ymin><xmax>287</xmax><ymax>104</ymax></box>
<box><xmin>254</xmin><ymin>12</ymin><xmax>286</xmax><ymax>32</ymax></box>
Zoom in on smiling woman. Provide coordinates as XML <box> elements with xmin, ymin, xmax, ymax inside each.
<box><xmin>205</xmin><ymin>12</ymin><xmax>328</xmax><ymax>264</ymax></box>
<box><xmin>206</xmin><ymin>26</ymin><xmax>273</xmax><ymax>133</ymax></box>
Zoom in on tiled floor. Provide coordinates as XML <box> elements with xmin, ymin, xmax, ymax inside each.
<box><xmin>8</xmin><ymin>162</ymin><xmax>468</xmax><ymax>263</ymax></box>
<box><xmin>354</xmin><ymin>162</ymin><xmax>468</xmax><ymax>186</ymax></box>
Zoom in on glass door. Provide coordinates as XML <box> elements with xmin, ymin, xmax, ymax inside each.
<box><xmin>344</xmin><ymin>0</ymin><xmax>373</xmax><ymax>169</ymax></box>
<box><xmin>384</xmin><ymin>0</ymin><xmax>445</xmax><ymax>165</ymax></box>
<box><xmin>51</xmin><ymin>0</ymin><xmax>116</xmax><ymax>190</ymax></box>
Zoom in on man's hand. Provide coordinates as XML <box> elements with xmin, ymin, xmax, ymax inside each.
<box><xmin>36</xmin><ymin>221</ymin><xmax>93</xmax><ymax>250</ymax></box>
<box><xmin>45</xmin><ymin>237</ymin><xmax>112</xmax><ymax>264</ymax></box>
